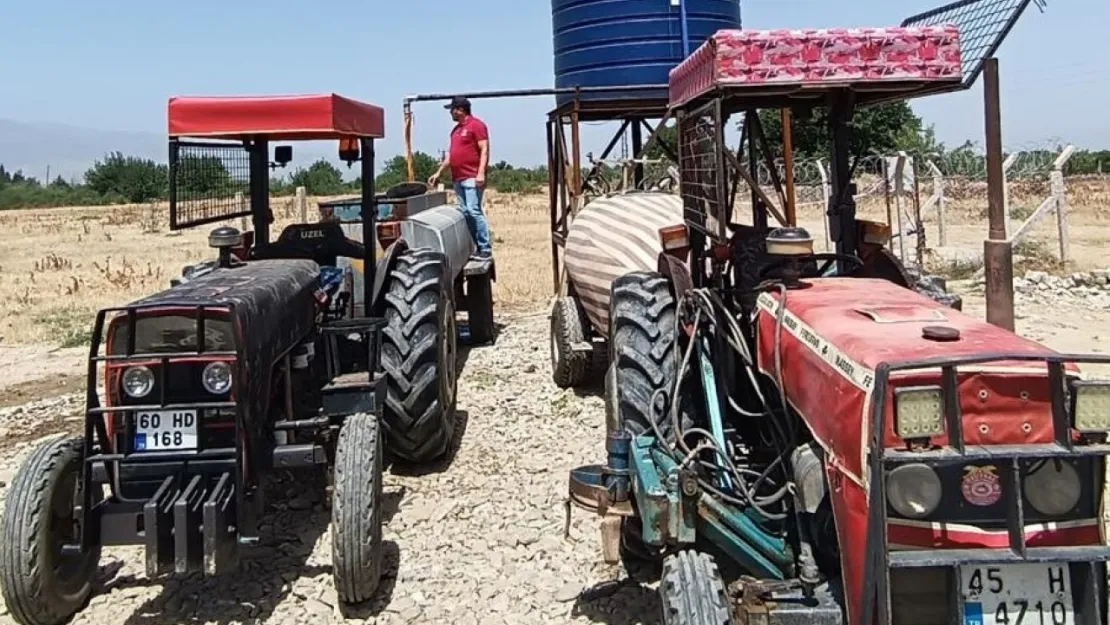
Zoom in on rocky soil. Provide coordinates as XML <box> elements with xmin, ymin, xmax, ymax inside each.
<box><xmin>0</xmin><ymin>288</ymin><xmax>1108</xmax><ymax>625</ymax></box>
<box><xmin>0</xmin><ymin>311</ymin><xmax>659</xmax><ymax>625</ymax></box>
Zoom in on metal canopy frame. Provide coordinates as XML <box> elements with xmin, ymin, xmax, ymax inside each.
<box><xmin>546</xmin><ymin>95</ymin><xmax>676</xmax><ymax>291</ymax></box>
<box><xmin>168</xmin><ymin>134</ymin><xmax>378</xmax><ymax>320</ymax></box>
<box><xmin>401</xmin><ymin>85</ymin><xmax>678</xmax><ymax>293</ymax></box>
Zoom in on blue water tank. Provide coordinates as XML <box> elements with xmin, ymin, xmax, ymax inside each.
<box><xmin>552</xmin><ymin>0</ymin><xmax>742</xmax><ymax>106</ymax></box>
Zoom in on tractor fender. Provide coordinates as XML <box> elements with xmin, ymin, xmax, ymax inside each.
<box><xmin>368</xmin><ymin>239</ymin><xmax>410</xmax><ymax>313</ymax></box>
<box><xmin>398</xmin><ymin>204</ymin><xmax>474</xmax><ymax>283</ymax></box>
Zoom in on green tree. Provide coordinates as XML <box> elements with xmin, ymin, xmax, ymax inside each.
<box><xmin>289</xmin><ymin>159</ymin><xmax>346</xmax><ymax>195</ymax></box>
<box><xmin>178</xmin><ymin>154</ymin><xmax>237</xmax><ymax>196</ymax></box>
<box><xmin>646</xmin><ymin>122</ymin><xmax>679</xmax><ymax>161</ymax></box>
<box><xmin>753</xmin><ymin>101</ymin><xmax>936</xmax><ymax>160</ymax></box>
<box><xmin>374</xmin><ymin>152</ymin><xmax>444</xmax><ymax>191</ymax></box>
<box><xmin>84</xmin><ymin>152</ymin><xmax>167</xmax><ymax>203</ymax></box>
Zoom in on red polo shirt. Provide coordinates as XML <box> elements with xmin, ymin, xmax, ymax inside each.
<box><xmin>449</xmin><ymin>115</ymin><xmax>489</xmax><ymax>181</ymax></box>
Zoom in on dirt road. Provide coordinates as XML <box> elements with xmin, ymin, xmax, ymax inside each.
<box><xmin>0</xmin><ymin>288</ymin><xmax>1107</xmax><ymax>625</ymax></box>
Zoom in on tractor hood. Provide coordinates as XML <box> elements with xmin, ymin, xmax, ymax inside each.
<box><xmin>753</xmin><ymin>278</ymin><xmax>1076</xmax><ymax>488</ymax></box>
<box><xmin>114</xmin><ymin>258</ymin><xmax>321</xmax><ymax>359</ymax></box>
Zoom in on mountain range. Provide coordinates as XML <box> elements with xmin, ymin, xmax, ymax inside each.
<box><xmin>0</xmin><ymin>118</ymin><xmax>166</xmax><ymax>182</ymax></box>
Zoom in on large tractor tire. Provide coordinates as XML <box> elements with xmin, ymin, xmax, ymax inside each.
<box><xmin>332</xmin><ymin>413</ymin><xmax>384</xmax><ymax>605</ymax></box>
<box><xmin>607</xmin><ymin>271</ymin><xmax>692</xmax><ymax>441</ymax></box>
<box><xmin>379</xmin><ymin>249</ymin><xmax>458</xmax><ymax>464</ymax></box>
<box><xmin>550</xmin><ymin>296</ymin><xmax>590</xmax><ymax>388</ymax></box>
<box><xmin>0</xmin><ymin>437</ymin><xmax>100</xmax><ymax>625</ymax></box>
<box><xmin>660</xmin><ymin>551</ymin><xmax>733</xmax><ymax>625</ymax></box>
<box><xmin>607</xmin><ymin>271</ymin><xmax>694</xmax><ymax>581</ymax></box>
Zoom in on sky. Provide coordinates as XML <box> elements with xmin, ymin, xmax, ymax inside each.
<box><xmin>1</xmin><ymin>0</ymin><xmax>1107</xmax><ymax>176</ymax></box>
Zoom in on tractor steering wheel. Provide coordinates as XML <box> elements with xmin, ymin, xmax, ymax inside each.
<box><xmin>757</xmin><ymin>252</ymin><xmax>864</xmax><ymax>282</ymax></box>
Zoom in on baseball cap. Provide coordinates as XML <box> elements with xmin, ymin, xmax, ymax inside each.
<box><xmin>445</xmin><ymin>96</ymin><xmax>470</xmax><ymax>110</ymax></box>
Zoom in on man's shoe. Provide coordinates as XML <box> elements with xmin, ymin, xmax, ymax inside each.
<box><xmin>472</xmin><ymin>251</ymin><xmax>493</xmax><ymax>261</ymax></box>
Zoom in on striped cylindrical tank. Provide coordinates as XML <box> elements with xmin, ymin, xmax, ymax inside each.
<box><xmin>564</xmin><ymin>192</ymin><xmax>684</xmax><ymax>337</ymax></box>
<box><xmin>551</xmin><ymin>0</ymin><xmax>742</xmax><ymax>105</ymax></box>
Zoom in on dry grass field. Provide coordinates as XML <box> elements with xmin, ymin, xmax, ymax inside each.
<box><xmin>0</xmin><ymin>190</ymin><xmax>552</xmax><ymax>348</ymax></box>
<box><xmin>0</xmin><ymin>178</ymin><xmax>1108</xmax><ymax>351</ymax></box>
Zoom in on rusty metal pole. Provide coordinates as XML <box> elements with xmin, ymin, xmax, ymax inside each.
<box><xmin>983</xmin><ymin>58</ymin><xmax>1015</xmax><ymax>331</ymax></box>
<box><xmin>403</xmin><ymin>102</ymin><xmax>415</xmax><ymax>182</ymax></box>
<box><xmin>782</xmin><ymin>109</ymin><xmax>797</xmax><ymax>226</ymax></box>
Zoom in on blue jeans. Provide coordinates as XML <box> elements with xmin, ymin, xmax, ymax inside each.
<box><xmin>454</xmin><ymin>178</ymin><xmax>492</xmax><ymax>255</ymax></box>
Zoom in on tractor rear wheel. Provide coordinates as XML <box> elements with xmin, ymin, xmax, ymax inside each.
<box><xmin>332</xmin><ymin>413</ymin><xmax>384</xmax><ymax>605</ymax></box>
<box><xmin>0</xmin><ymin>436</ymin><xmax>100</xmax><ymax>625</ymax></box>
<box><xmin>660</xmin><ymin>550</ymin><xmax>733</xmax><ymax>625</ymax></box>
<box><xmin>607</xmin><ymin>271</ymin><xmax>692</xmax><ymax>442</ymax></box>
<box><xmin>379</xmin><ymin>249</ymin><xmax>458</xmax><ymax>464</ymax></box>
<box><xmin>550</xmin><ymin>296</ymin><xmax>590</xmax><ymax>388</ymax></box>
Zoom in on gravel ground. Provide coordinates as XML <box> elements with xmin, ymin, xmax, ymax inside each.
<box><xmin>0</xmin><ymin>311</ymin><xmax>659</xmax><ymax>625</ymax></box>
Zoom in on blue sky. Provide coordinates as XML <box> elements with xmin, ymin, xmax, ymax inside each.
<box><xmin>1</xmin><ymin>0</ymin><xmax>1106</xmax><ymax>173</ymax></box>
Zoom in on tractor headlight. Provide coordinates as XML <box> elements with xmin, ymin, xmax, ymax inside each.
<box><xmin>202</xmin><ymin>362</ymin><xmax>233</xmax><ymax>395</ymax></box>
<box><xmin>1072</xmin><ymin>382</ymin><xmax>1110</xmax><ymax>433</ymax></box>
<box><xmin>887</xmin><ymin>463</ymin><xmax>942</xmax><ymax>519</ymax></box>
<box><xmin>1024</xmin><ymin>460</ymin><xmax>1081</xmax><ymax>516</ymax></box>
<box><xmin>122</xmin><ymin>366</ymin><xmax>154</xmax><ymax>399</ymax></box>
<box><xmin>894</xmin><ymin>386</ymin><xmax>945</xmax><ymax>439</ymax></box>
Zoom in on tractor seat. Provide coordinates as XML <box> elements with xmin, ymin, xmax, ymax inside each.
<box><xmin>253</xmin><ymin>222</ymin><xmax>366</xmax><ymax>267</ymax></box>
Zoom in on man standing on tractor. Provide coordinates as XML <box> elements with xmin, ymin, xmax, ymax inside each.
<box><xmin>429</xmin><ymin>96</ymin><xmax>493</xmax><ymax>259</ymax></box>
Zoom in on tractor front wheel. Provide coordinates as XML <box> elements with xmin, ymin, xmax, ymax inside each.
<box><xmin>0</xmin><ymin>436</ymin><xmax>100</xmax><ymax>625</ymax></box>
<box><xmin>550</xmin><ymin>296</ymin><xmax>590</xmax><ymax>388</ymax></box>
<box><xmin>660</xmin><ymin>550</ymin><xmax>734</xmax><ymax>625</ymax></box>
<box><xmin>607</xmin><ymin>271</ymin><xmax>692</xmax><ymax>442</ymax></box>
<box><xmin>379</xmin><ymin>249</ymin><xmax>458</xmax><ymax>464</ymax></box>
<box><xmin>331</xmin><ymin>413</ymin><xmax>384</xmax><ymax>605</ymax></box>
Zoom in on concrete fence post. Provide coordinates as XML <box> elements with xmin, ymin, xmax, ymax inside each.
<box><xmin>296</xmin><ymin>186</ymin><xmax>307</xmax><ymax>222</ymax></box>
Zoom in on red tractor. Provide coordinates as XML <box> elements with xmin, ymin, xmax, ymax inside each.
<box><xmin>567</xmin><ymin>2</ymin><xmax>1110</xmax><ymax>624</ymax></box>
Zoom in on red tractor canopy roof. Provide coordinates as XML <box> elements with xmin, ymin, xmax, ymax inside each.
<box><xmin>167</xmin><ymin>93</ymin><xmax>385</xmax><ymax>140</ymax></box>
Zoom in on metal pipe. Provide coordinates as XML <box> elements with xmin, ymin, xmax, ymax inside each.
<box><xmin>403</xmin><ymin>84</ymin><xmax>670</xmax><ymax>104</ymax></box>
<box><xmin>982</xmin><ymin>58</ymin><xmax>1015</xmax><ymax>331</ymax></box>
<box><xmin>571</xmin><ymin>104</ymin><xmax>582</xmax><ymax>214</ymax></box>
<box><xmin>548</xmin><ymin>120</ymin><xmax>560</xmax><ymax>293</ymax></box>
<box><xmin>679</xmin><ymin>0</ymin><xmax>691</xmax><ymax>56</ymax></box>
<box><xmin>403</xmin><ymin>102</ymin><xmax>415</xmax><ymax>182</ymax></box>
<box><xmin>361</xmin><ymin>138</ymin><xmax>377</xmax><ymax>318</ymax></box>
<box><xmin>782</xmin><ymin>109</ymin><xmax>797</xmax><ymax>225</ymax></box>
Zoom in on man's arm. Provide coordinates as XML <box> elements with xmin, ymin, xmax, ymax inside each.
<box><xmin>476</xmin><ymin>139</ymin><xmax>490</xmax><ymax>186</ymax></box>
<box><xmin>429</xmin><ymin>151</ymin><xmax>450</xmax><ymax>185</ymax></box>
<box><xmin>475</xmin><ymin>120</ymin><xmax>490</xmax><ymax>186</ymax></box>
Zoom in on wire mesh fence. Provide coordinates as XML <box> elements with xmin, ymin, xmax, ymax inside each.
<box><xmin>679</xmin><ymin>107</ymin><xmax>729</xmax><ymax>242</ymax></box>
<box><xmin>169</xmin><ymin>141</ymin><xmax>252</xmax><ymax>229</ymax></box>
<box><xmin>902</xmin><ymin>0</ymin><xmax>1045</xmax><ymax>87</ymax></box>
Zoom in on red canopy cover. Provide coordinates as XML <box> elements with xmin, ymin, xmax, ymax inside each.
<box><xmin>168</xmin><ymin>93</ymin><xmax>385</xmax><ymax>140</ymax></box>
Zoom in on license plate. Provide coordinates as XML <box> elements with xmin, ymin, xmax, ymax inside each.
<box><xmin>961</xmin><ymin>564</ymin><xmax>1073</xmax><ymax>625</ymax></box>
<box><xmin>133</xmin><ymin>410</ymin><xmax>198</xmax><ymax>451</ymax></box>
